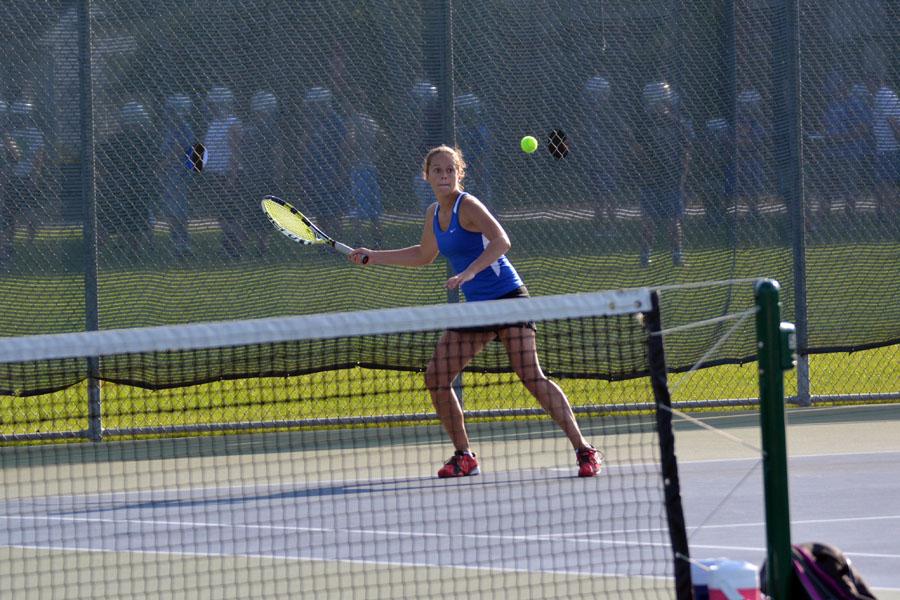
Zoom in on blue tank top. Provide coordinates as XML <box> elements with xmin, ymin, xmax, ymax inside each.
<box><xmin>433</xmin><ymin>193</ymin><xmax>523</xmax><ymax>302</ymax></box>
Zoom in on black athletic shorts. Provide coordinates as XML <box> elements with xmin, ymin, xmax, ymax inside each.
<box><xmin>449</xmin><ymin>286</ymin><xmax>537</xmax><ymax>335</ymax></box>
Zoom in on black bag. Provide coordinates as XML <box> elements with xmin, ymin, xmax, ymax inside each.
<box><xmin>760</xmin><ymin>542</ymin><xmax>877</xmax><ymax>599</ymax></box>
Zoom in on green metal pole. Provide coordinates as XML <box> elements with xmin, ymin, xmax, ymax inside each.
<box><xmin>755</xmin><ymin>279</ymin><xmax>793</xmax><ymax>599</ymax></box>
<box><xmin>79</xmin><ymin>0</ymin><xmax>102</xmax><ymax>442</ymax></box>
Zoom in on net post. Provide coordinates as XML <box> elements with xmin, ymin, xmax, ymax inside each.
<box><xmin>644</xmin><ymin>291</ymin><xmax>693</xmax><ymax>600</ymax></box>
<box><xmin>755</xmin><ymin>279</ymin><xmax>793</xmax><ymax>599</ymax></box>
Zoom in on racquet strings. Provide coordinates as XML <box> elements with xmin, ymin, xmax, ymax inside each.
<box><xmin>261</xmin><ymin>198</ymin><xmax>318</xmax><ymax>244</ymax></box>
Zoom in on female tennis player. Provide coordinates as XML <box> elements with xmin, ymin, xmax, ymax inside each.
<box><xmin>349</xmin><ymin>145</ymin><xmax>601</xmax><ymax>478</ymax></box>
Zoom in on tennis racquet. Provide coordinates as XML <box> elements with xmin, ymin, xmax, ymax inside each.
<box><xmin>261</xmin><ymin>195</ymin><xmax>368</xmax><ymax>263</ymax></box>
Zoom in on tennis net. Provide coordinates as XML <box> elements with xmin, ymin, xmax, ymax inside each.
<box><xmin>0</xmin><ymin>289</ymin><xmax>692</xmax><ymax>599</ymax></box>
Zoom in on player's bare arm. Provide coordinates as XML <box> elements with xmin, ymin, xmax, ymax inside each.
<box><xmin>445</xmin><ymin>196</ymin><xmax>511</xmax><ymax>289</ymax></box>
<box><xmin>350</xmin><ymin>203</ymin><xmax>440</xmax><ymax>267</ymax></box>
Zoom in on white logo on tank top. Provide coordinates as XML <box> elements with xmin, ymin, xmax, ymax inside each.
<box><xmin>482</xmin><ymin>234</ymin><xmax>501</xmax><ymax>276</ymax></box>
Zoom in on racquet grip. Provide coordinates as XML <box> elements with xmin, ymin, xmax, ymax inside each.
<box><xmin>333</xmin><ymin>241</ymin><xmax>354</xmax><ymax>255</ymax></box>
<box><xmin>334</xmin><ymin>241</ymin><xmax>369</xmax><ymax>264</ymax></box>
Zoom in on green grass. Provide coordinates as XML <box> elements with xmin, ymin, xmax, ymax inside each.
<box><xmin>1</xmin><ymin>219</ymin><xmax>897</xmax><ymax>344</ymax></box>
<box><xmin>1</xmin><ymin>345</ymin><xmax>895</xmax><ymax>438</ymax></box>
<box><xmin>0</xmin><ymin>220</ymin><xmax>896</xmax><ymax>440</ymax></box>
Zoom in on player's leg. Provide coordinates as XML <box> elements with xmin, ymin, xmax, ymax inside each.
<box><xmin>498</xmin><ymin>326</ymin><xmax>588</xmax><ymax>449</ymax></box>
<box><xmin>425</xmin><ymin>329</ymin><xmax>495</xmax><ymax>452</ymax></box>
<box><xmin>499</xmin><ymin>325</ymin><xmax>602</xmax><ymax>476</ymax></box>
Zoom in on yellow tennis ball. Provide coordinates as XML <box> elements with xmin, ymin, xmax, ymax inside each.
<box><xmin>520</xmin><ymin>135</ymin><xmax>538</xmax><ymax>154</ymax></box>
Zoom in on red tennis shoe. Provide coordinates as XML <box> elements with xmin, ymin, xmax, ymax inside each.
<box><xmin>576</xmin><ymin>446</ymin><xmax>603</xmax><ymax>477</ymax></box>
<box><xmin>437</xmin><ymin>451</ymin><xmax>480</xmax><ymax>478</ymax></box>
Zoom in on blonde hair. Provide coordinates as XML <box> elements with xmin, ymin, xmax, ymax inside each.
<box><xmin>422</xmin><ymin>145</ymin><xmax>466</xmax><ymax>189</ymax></box>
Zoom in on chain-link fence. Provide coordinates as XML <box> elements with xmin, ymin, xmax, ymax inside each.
<box><xmin>0</xmin><ymin>1</ymin><xmax>897</xmax><ymax>404</ymax></box>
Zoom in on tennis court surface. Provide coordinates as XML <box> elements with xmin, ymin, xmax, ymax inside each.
<box><xmin>0</xmin><ymin>288</ymin><xmax>684</xmax><ymax>598</ymax></box>
<box><xmin>1</xmin><ymin>404</ymin><xmax>899</xmax><ymax>599</ymax></box>
<box><xmin>0</xmin><ymin>423</ymin><xmax>674</xmax><ymax>599</ymax></box>
<box><xmin>0</xmin><ymin>287</ymin><xmax>897</xmax><ymax>598</ymax></box>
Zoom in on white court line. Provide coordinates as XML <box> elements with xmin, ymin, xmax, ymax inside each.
<box><xmin>3</xmin><ymin>514</ymin><xmax>898</xmax><ymax>580</ymax></box>
<box><xmin>8</xmin><ymin>512</ymin><xmax>898</xmax><ymax>561</ymax></box>
<box><xmin>690</xmin><ymin>515</ymin><xmax>900</xmax><ymax>529</ymax></box>
<box><xmin>0</xmin><ymin>451</ymin><xmax>900</xmax><ymax>557</ymax></box>
<box><xmin>11</xmin><ymin>538</ymin><xmax>898</xmax><ymax>593</ymax></box>
<box><xmin>0</xmin><ymin>514</ymin><xmax>674</xmax><ymax>550</ymax></box>
<box><xmin>676</xmin><ymin>543</ymin><xmax>900</xmax><ymax>563</ymax></box>
<box><xmin>0</xmin><ymin>542</ymin><xmax>672</xmax><ymax>582</ymax></box>
<box><xmin>543</xmin><ymin>515</ymin><xmax>900</xmax><ymax>539</ymax></box>
<box><xmin>0</xmin><ymin>514</ymin><xmax>681</xmax><ymax>581</ymax></box>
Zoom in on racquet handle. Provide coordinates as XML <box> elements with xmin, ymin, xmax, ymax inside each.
<box><xmin>334</xmin><ymin>241</ymin><xmax>369</xmax><ymax>264</ymax></box>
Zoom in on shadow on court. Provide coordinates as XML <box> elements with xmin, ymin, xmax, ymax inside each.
<box><xmin>49</xmin><ymin>470</ymin><xmax>592</xmax><ymax>517</ymax></box>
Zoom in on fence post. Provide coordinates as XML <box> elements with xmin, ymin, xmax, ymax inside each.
<box><xmin>424</xmin><ymin>0</ymin><xmax>464</xmax><ymax>404</ymax></box>
<box><xmin>773</xmin><ymin>0</ymin><xmax>810</xmax><ymax>405</ymax></box>
<box><xmin>78</xmin><ymin>0</ymin><xmax>102</xmax><ymax>441</ymax></box>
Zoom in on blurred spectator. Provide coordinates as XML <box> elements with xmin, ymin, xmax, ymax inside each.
<box><xmin>97</xmin><ymin>102</ymin><xmax>157</xmax><ymax>244</ymax></box>
<box><xmin>849</xmin><ymin>82</ymin><xmax>875</xmax><ymax>202</ymax></box>
<box><xmin>409</xmin><ymin>81</ymin><xmax>438</xmax><ymax>211</ymax></box>
<box><xmin>735</xmin><ymin>89</ymin><xmax>767</xmax><ymax>217</ymax></box>
<box><xmin>3</xmin><ymin>99</ymin><xmax>47</xmax><ymax>258</ymax></box>
<box><xmin>240</xmin><ymin>90</ymin><xmax>283</xmax><ymax>254</ymax></box>
<box><xmin>634</xmin><ymin>81</ymin><xmax>692</xmax><ymax>267</ymax></box>
<box><xmin>454</xmin><ymin>92</ymin><xmax>494</xmax><ymax>210</ymax></box>
<box><xmin>346</xmin><ymin>107</ymin><xmax>385</xmax><ymax>248</ymax></box>
<box><xmin>696</xmin><ymin>117</ymin><xmax>734</xmax><ymax>228</ymax></box>
<box><xmin>301</xmin><ymin>86</ymin><xmax>349</xmax><ymax>241</ymax></box>
<box><xmin>579</xmin><ymin>76</ymin><xmax>633</xmax><ymax>225</ymax></box>
<box><xmin>870</xmin><ymin>74</ymin><xmax>900</xmax><ymax>218</ymax></box>
<box><xmin>820</xmin><ymin>73</ymin><xmax>870</xmax><ymax>218</ymax></box>
<box><xmin>328</xmin><ymin>42</ymin><xmax>351</xmax><ymax>115</ymax></box>
<box><xmin>159</xmin><ymin>93</ymin><xmax>196</xmax><ymax>258</ymax></box>
<box><xmin>202</xmin><ymin>86</ymin><xmax>242</xmax><ymax>257</ymax></box>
